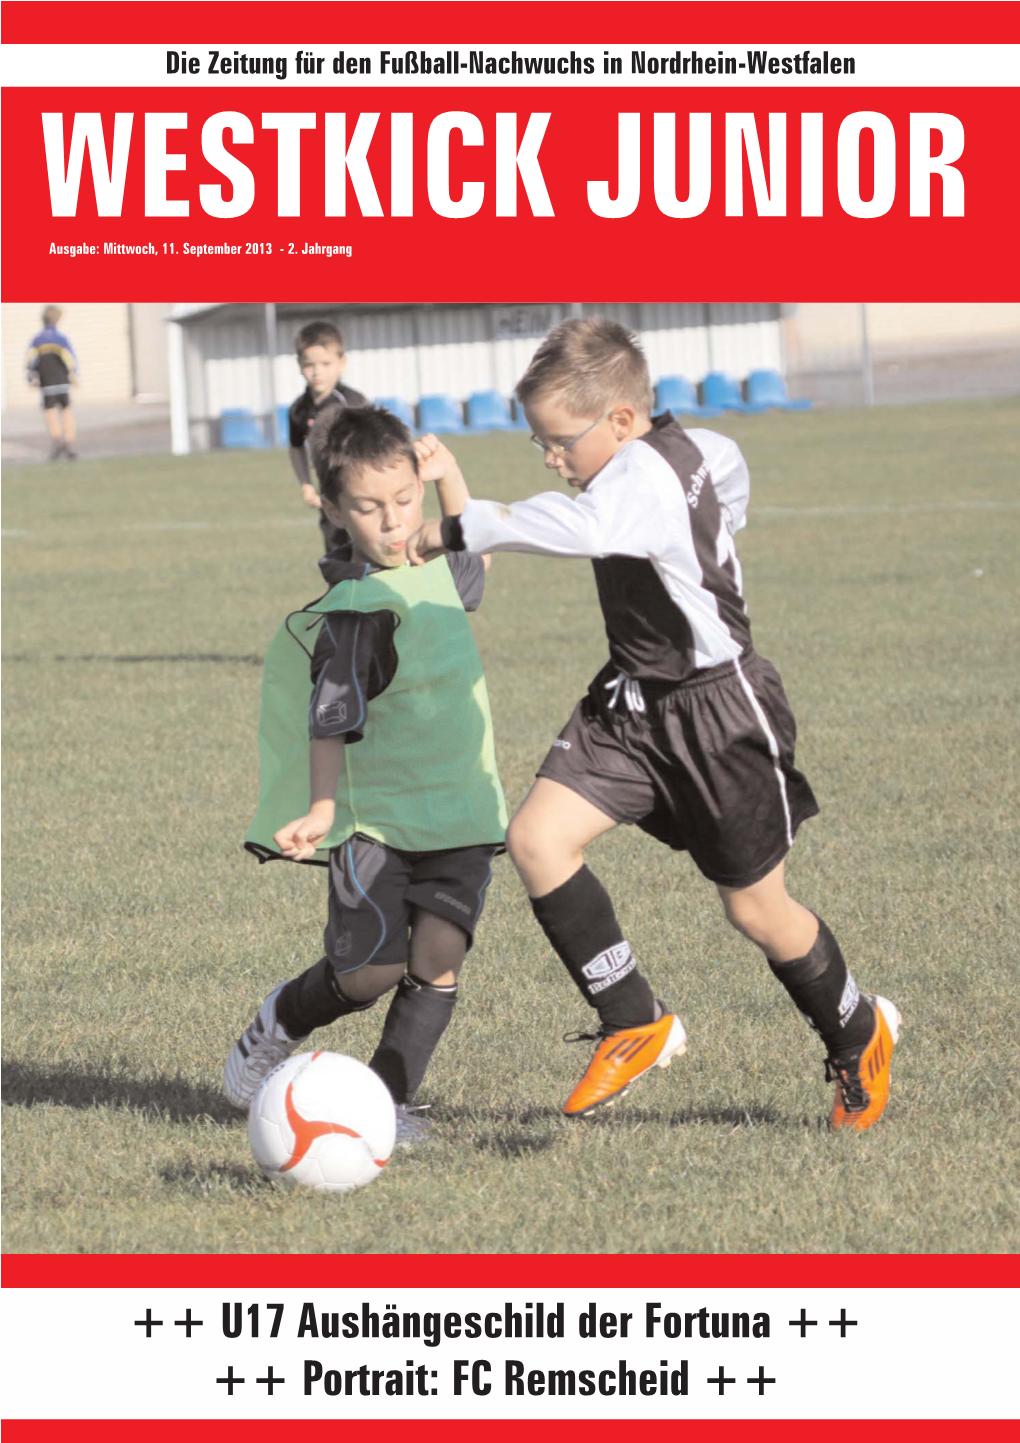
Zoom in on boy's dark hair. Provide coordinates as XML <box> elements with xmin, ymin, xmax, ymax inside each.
<box><xmin>295</xmin><ymin>319</ymin><xmax>345</xmax><ymax>358</ymax></box>
<box><xmin>516</xmin><ymin>316</ymin><xmax>654</xmax><ymax>417</ymax></box>
<box><xmin>42</xmin><ymin>305</ymin><xmax>62</xmax><ymax>325</ymax></box>
<box><xmin>316</xmin><ymin>406</ymin><xmax>418</xmax><ymax>507</ymax></box>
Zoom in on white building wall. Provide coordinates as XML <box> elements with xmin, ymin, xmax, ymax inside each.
<box><xmin>343</xmin><ymin>310</ymin><xmax>420</xmax><ymax>401</ymax></box>
<box><xmin>414</xmin><ymin>308</ymin><xmax>494</xmax><ymax>397</ymax></box>
<box><xmin>635</xmin><ymin>303</ymin><xmax>714</xmax><ymax>384</ymax></box>
<box><xmin>201</xmin><ymin>315</ymin><xmax>268</xmax><ymax>416</ymax></box>
<box><xmin>704</xmin><ymin>302</ymin><xmax>783</xmax><ymax>373</ymax></box>
<box><xmin>129</xmin><ymin>304</ymin><xmax>173</xmax><ymax>398</ymax></box>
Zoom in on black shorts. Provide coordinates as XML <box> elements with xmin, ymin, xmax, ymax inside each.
<box><xmin>42</xmin><ymin>391</ymin><xmax>71</xmax><ymax>410</ymax></box>
<box><xmin>324</xmin><ymin>834</ymin><xmax>499</xmax><ymax>973</ymax></box>
<box><xmin>537</xmin><ymin>651</ymin><xmax>819</xmax><ymax>890</ymax></box>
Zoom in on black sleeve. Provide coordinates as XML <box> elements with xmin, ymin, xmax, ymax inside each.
<box><xmin>445</xmin><ymin>551</ymin><xmax>486</xmax><ymax>612</ymax></box>
<box><xmin>288</xmin><ymin>396</ymin><xmax>309</xmax><ymax>449</ymax></box>
<box><xmin>308</xmin><ymin>610</ymin><xmax>399</xmax><ymax>742</ymax></box>
<box><xmin>441</xmin><ymin>514</ymin><xmax>467</xmax><ymax>551</ymax></box>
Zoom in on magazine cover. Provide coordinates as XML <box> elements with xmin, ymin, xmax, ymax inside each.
<box><xmin>2</xmin><ymin>0</ymin><xmax>1018</xmax><ymax>1434</ymax></box>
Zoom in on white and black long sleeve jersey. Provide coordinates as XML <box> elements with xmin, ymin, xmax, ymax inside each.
<box><xmin>457</xmin><ymin>414</ymin><xmax>752</xmax><ymax>683</ymax></box>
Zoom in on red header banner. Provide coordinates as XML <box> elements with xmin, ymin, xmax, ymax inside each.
<box><xmin>2</xmin><ymin>0</ymin><xmax>1018</xmax><ymax>300</ymax></box>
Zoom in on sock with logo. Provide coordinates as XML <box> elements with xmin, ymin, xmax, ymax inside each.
<box><xmin>530</xmin><ymin>865</ymin><xmax>657</xmax><ymax>1032</ymax></box>
<box><xmin>368</xmin><ymin>973</ymin><xmax>458</xmax><ymax>1105</ymax></box>
<box><xmin>276</xmin><ymin>956</ymin><xmax>377</xmax><ymax>1040</ymax></box>
<box><xmin>767</xmin><ymin>916</ymin><xmax>875</xmax><ymax>1055</ymax></box>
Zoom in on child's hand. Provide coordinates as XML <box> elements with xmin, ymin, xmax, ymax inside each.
<box><xmin>301</xmin><ymin>482</ymin><xmax>322</xmax><ymax>509</ymax></box>
<box><xmin>274</xmin><ymin>805</ymin><xmax>333</xmax><ymax>861</ymax></box>
<box><xmin>414</xmin><ymin>433</ymin><xmax>459</xmax><ymax>485</ymax></box>
<box><xmin>406</xmin><ymin>519</ymin><xmax>448</xmax><ymax>566</ymax></box>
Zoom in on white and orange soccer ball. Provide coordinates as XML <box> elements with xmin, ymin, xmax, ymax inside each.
<box><xmin>248</xmin><ymin>1051</ymin><xmax>396</xmax><ymax>1193</ymax></box>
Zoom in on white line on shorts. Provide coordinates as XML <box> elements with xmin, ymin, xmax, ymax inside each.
<box><xmin>733</xmin><ymin>657</ymin><xmax>794</xmax><ymax>850</ymax></box>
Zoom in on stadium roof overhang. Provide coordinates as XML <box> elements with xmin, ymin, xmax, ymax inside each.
<box><xmin>169</xmin><ymin>302</ymin><xmax>487</xmax><ymax>324</ymax></box>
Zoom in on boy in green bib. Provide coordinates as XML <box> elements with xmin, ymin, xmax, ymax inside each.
<box><xmin>225</xmin><ymin>408</ymin><xmax>507</xmax><ymax>1142</ymax></box>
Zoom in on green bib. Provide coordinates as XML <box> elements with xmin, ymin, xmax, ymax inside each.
<box><xmin>247</xmin><ymin>560</ymin><xmax>507</xmax><ymax>857</ymax></box>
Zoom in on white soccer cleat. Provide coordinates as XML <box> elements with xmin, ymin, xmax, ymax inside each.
<box><xmin>394</xmin><ymin>1104</ymin><xmax>433</xmax><ymax>1148</ymax></box>
<box><xmin>224</xmin><ymin>983</ymin><xmax>303</xmax><ymax>1109</ymax></box>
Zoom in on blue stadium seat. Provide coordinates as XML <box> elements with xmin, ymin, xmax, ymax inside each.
<box><xmin>466</xmin><ymin>390</ymin><xmax>515</xmax><ymax>432</ymax></box>
<box><xmin>745</xmin><ymin>369</ymin><xmax>813</xmax><ymax>411</ymax></box>
<box><xmin>220</xmin><ymin>408</ymin><xmax>268</xmax><ymax>448</ymax></box>
<box><xmin>509</xmin><ymin>398</ymin><xmax>530</xmax><ymax>430</ymax></box>
<box><xmin>418</xmin><ymin>394</ymin><xmax>465</xmax><ymax>433</ymax></box>
<box><xmin>654</xmin><ymin>375</ymin><xmax>721</xmax><ymax>419</ymax></box>
<box><xmin>374</xmin><ymin>396</ymin><xmax>416</xmax><ymax>427</ymax></box>
<box><xmin>276</xmin><ymin>403</ymin><xmax>291</xmax><ymax>446</ymax></box>
<box><xmin>700</xmin><ymin>372</ymin><xmax>768</xmax><ymax>415</ymax></box>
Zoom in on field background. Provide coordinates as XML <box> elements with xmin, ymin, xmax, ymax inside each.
<box><xmin>3</xmin><ymin>397</ymin><xmax>1018</xmax><ymax>1254</ymax></box>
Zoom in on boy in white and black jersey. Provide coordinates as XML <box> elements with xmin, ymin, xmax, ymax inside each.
<box><xmin>408</xmin><ymin>317</ymin><xmax>900</xmax><ymax>1133</ymax></box>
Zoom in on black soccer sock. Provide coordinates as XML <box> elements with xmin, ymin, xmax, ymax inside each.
<box><xmin>767</xmin><ymin>916</ymin><xmax>875</xmax><ymax>1055</ymax></box>
<box><xmin>530</xmin><ymin>865</ymin><xmax>657</xmax><ymax>1032</ymax></box>
<box><xmin>368</xmin><ymin>973</ymin><xmax>458</xmax><ymax>1105</ymax></box>
<box><xmin>276</xmin><ymin>956</ymin><xmax>377</xmax><ymax>1040</ymax></box>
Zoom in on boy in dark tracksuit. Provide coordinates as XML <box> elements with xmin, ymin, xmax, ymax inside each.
<box><xmin>286</xmin><ymin>319</ymin><xmax>368</xmax><ymax>558</ymax></box>
<box><xmin>26</xmin><ymin>305</ymin><xmax>79</xmax><ymax>459</ymax></box>
<box><xmin>227</xmin><ymin>409</ymin><xmax>506</xmax><ymax>1144</ymax></box>
<box><xmin>407</xmin><ymin>317</ymin><xmax>900</xmax><ymax>1133</ymax></box>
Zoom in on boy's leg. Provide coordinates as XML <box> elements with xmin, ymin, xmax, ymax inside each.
<box><xmin>224</xmin><ymin>961</ymin><xmax>404</xmax><ymax>1109</ymax></box>
<box><xmin>509</xmin><ymin>779</ymin><xmax>654</xmax><ymax>1026</ymax></box>
<box><xmin>224</xmin><ymin>837</ymin><xmax>412</xmax><ymax>1108</ymax></box>
<box><xmin>278</xmin><ymin>954</ymin><xmax>404</xmax><ymax>1031</ymax></box>
<box><xmin>61</xmin><ymin>401</ymin><xmax>77</xmax><ymax>456</ymax></box>
<box><xmin>368</xmin><ymin>842</ymin><xmax>494</xmax><ymax>1111</ymax></box>
<box><xmin>368</xmin><ymin>910</ymin><xmax>467</xmax><ymax>1106</ymax></box>
<box><xmin>42</xmin><ymin>400</ymin><xmax>63</xmax><ymax>457</ymax></box>
<box><xmin>509</xmin><ymin>778</ymin><xmax>686</xmax><ymax>1116</ymax></box>
<box><xmin>718</xmin><ymin>859</ymin><xmax>899</xmax><ymax>1131</ymax></box>
<box><xmin>284</xmin><ymin>835</ymin><xmax>417</xmax><ymax>1030</ymax></box>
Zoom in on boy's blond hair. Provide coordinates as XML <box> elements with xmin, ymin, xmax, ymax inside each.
<box><xmin>516</xmin><ymin>317</ymin><xmax>654</xmax><ymax>417</ymax></box>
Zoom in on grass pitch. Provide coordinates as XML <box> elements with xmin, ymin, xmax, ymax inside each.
<box><xmin>2</xmin><ymin>397</ymin><xmax>1019</xmax><ymax>1254</ymax></box>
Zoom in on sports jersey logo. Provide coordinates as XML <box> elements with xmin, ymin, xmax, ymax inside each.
<box><xmin>332</xmin><ymin>926</ymin><xmax>354</xmax><ymax>958</ymax></box>
<box><xmin>582</xmin><ymin>942</ymin><xmax>635</xmax><ymax>995</ymax></box>
<box><xmin>316</xmin><ymin>700</ymin><xmax>347</xmax><ymax>726</ymax></box>
<box><xmin>838</xmin><ymin>975</ymin><xmax>861</xmax><ymax>1026</ymax></box>
<box><xmin>435</xmin><ymin>890</ymin><xmax>472</xmax><ymax>916</ymax></box>
<box><xmin>551</xmin><ymin>737</ymin><xmax>572</xmax><ymax>749</ymax></box>
<box><xmin>686</xmin><ymin>462</ymin><xmax>709</xmax><ymax>509</ymax></box>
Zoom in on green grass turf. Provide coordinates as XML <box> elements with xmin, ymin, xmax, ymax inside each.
<box><xmin>2</xmin><ymin>397</ymin><xmax>1019</xmax><ymax>1254</ymax></box>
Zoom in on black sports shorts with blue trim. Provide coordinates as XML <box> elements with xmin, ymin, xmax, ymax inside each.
<box><xmin>324</xmin><ymin>834</ymin><xmax>499</xmax><ymax>972</ymax></box>
<box><xmin>536</xmin><ymin>650</ymin><xmax>819</xmax><ymax>890</ymax></box>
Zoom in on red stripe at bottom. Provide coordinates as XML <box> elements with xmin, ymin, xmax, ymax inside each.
<box><xmin>3</xmin><ymin>1423</ymin><xmax>1018</xmax><ymax>1441</ymax></box>
<box><xmin>3</xmin><ymin>1252</ymin><xmax>1018</xmax><ymax>1288</ymax></box>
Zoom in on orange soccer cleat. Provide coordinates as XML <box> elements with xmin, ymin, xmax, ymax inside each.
<box><xmin>563</xmin><ymin>1011</ymin><xmax>687</xmax><ymax>1118</ymax></box>
<box><xmin>826</xmin><ymin>994</ymin><xmax>901</xmax><ymax>1132</ymax></box>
